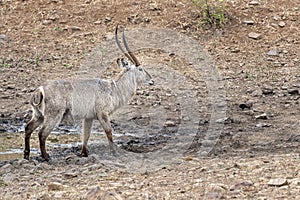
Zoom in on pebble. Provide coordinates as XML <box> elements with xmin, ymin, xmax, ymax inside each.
<box><xmin>281</xmin><ymin>86</ymin><xmax>288</xmax><ymax>90</ymax></box>
<box><xmin>251</xmin><ymin>89</ymin><xmax>263</xmax><ymax>97</ymax></box>
<box><xmin>48</xmin><ymin>14</ymin><xmax>59</xmax><ymax>21</ymax></box>
<box><xmin>42</xmin><ymin>20</ymin><xmax>52</xmax><ymax>25</ymax></box>
<box><xmin>105</xmin><ymin>16</ymin><xmax>111</xmax><ymax>23</ymax></box>
<box><xmin>231</xmin><ymin>48</ymin><xmax>240</xmax><ymax>53</ymax></box>
<box><xmin>273</xmin><ymin>16</ymin><xmax>279</xmax><ymax>21</ymax></box>
<box><xmin>94</xmin><ymin>21</ymin><xmax>102</xmax><ymax>24</ymax></box>
<box><xmin>164</xmin><ymin>120</ymin><xmax>176</xmax><ymax>127</ymax></box>
<box><xmin>262</xmin><ymin>87</ymin><xmax>274</xmax><ymax>95</ymax></box>
<box><xmin>256</xmin><ymin>123</ymin><xmax>271</xmax><ymax>128</ymax></box>
<box><xmin>268</xmin><ymin>178</ymin><xmax>288</xmax><ymax>187</ymax></box>
<box><xmin>255</xmin><ymin>113</ymin><xmax>268</xmax><ymax>120</ymax></box>
<box><xmin>248</xmin><ymin>32</ymin><xmax>261</xmax><ymax>40</ymax></box>
<box><xmin>0</xmin><ymin>34</ymin><xmax>7</xmax><ymax>40</ymax></box>
<box><xmin>249</xmin><ymin>1</ymin><xmax>259</xmax><ymax>5</ymax></box>
<box><xmin>243</xmin><ymin>20</ymin><xmax>254</xmax><ymax>25</ymax></box>
<box><xmin>48</xmin><ymin>182</ymin><xmax>64</xmax><ymax>191</ymax></box>
<box><xmin>287</xmin><ymin>88</ymin><xmax>299</xmax><ymax>95</ymax></box>
<box><xmin>239</xmin><ymin>102</ymin><xmax>253</xmax><ymax>110</ymax></box>
<box><xmin>230</xmin><ymin>181</ymin><xmax>254</xmax><ymax>191</ymax></box>
<box><xmin>278</xmin><ymin>21</ymin><xmax>286</xmax><ymax>27</ymax></box>
<box><xmin>64</xmin><ymin>26</ymin><xmax>81</xmax><ymax>31</ymax></box>
<box><xmin>63</xmin><ymin>171</ymin><xmax>78</xmax><ymax>179</ymax></box>
<box><xmin>267</xmin><ymin>49</ymin><xmax>279</xmax><ymax>56</ymax></box>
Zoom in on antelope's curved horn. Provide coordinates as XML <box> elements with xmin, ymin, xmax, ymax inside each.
<box><xmin>121</xmin><ymin>26</ymin><xmax>140</xmax><ymax>66</ymax></box>
<box><xmin>115</xmin><ymin>25</ymin><xmax>135</xmax><ymax>64</ymax></box>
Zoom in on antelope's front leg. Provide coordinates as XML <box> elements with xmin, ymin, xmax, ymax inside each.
<box><xmin>81</xmin><ymin>118</ymin><xmax>93</xmax><ymax>157</ymax></box>
<box><xmin>97</xmin><ymin>113</ymin><xmax>116</xmax><ymax>155</ymax></box>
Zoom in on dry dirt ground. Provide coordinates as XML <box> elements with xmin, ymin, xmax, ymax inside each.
<box><xmin>0</xmin><ymin>0</ymin><xmax>300</xmax><ymax>199</ymax></box>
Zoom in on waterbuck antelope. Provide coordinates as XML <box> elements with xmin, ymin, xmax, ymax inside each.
<box><xmin>24</xmin><ymin>25</ymin><xmax>154</xmax><ymax>161</ymax></box>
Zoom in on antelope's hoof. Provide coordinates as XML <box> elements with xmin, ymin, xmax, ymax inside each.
<box><xmin>42</xmin><ymin>153</ymin><xmax>50</xmax><ymax>162</ymax></box>
<box><xmin>24</xmin><ymin>154</ymin><xmax>29</xmax><ymax>160</ymax></box>
<box><xmin>80</xmin><ymin>152</ymin><xmax>88</xmax><ymax>157</ymax></box>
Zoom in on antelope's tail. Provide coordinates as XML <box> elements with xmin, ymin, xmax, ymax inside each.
<box><xmin>31</xmin><ymin>87</ymin><xmax>44</xmax><ymax>107</ymax></box>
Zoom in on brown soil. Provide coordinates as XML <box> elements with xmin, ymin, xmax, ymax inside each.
<box><xmin>0</xmin><ymin>0</ymin><xmax>300</xmax><ymax>199</ymax></box>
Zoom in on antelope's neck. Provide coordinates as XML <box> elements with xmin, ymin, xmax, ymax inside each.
<box><xmin>112</xmin><ymin>71</ymin><xmax>138</xmax><ymax>109</ymax></box>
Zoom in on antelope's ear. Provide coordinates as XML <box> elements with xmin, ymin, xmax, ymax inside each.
<box><xmin>117</xmin><ymin>58</ymin><xmax>129</xmax><ymax>69</ymax></box>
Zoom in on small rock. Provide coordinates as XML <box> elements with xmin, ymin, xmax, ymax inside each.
<box><xmin>144</xmin><ymin>17</ymin><xmax>151</xmax><ymax>23</ymax></box>
<box><xmin>230</xmin><ymin>181</ymin><xmax>254</xmax><ymax>191</ymax></box>
<box><xmin>256</xmin><ymin>123</ymin><xmax>271</xmax><ymax>128</ymax></box>
<box><xmin>0</xmin><ymin>34</ymin><xmax>7</xmax><ymax>40</ymax></box>
<box><xmin>267</xmin><ymin>49</ymin><xmax>279</xmax><ymax>56</ymax></box>
<box><xmin>273</xmin><ymin>16</ymin><xmax>279</xmax><ymax>21</ymax></box>
<box><xmin>248</xmin><ymin>32</ymin><xmax>261</xmax><ymax>40</ymax></box>
<box><xmin>268</xmin><ymin>178</ymin><xmax>288</xmax><ymax>187</ymax></box>
<box><xmin>215</xmin><ymin>117</ymin><xmax>232</xmax><ymax>124</ymax></box>
<box><xmin>42</xmin><ymin>20</ymin><xmax>52</xmax><ymax>25</ymax></box>
<box><xmin>255</xmin><ymin>113</ymin><xmax>268</xmax><ymax>120</ymax></box>
<box><xmin>251</xmin><ymin>89</ymin><xmax>263</xmax><ymax>97</ymax></box>
<box><xmin>281</xmin><ymin>86</ymin><xmax>288</xmax><ymax>90</ymax></box>
<box><xmin>278</xmin><ymin>21</ymin><xmax>286</xmax><ymax>27</ymax></box>
<box><xmin>239</xmin><ymin>103</ymin><xmax>253</xmax><ymax>110</ymax></box>
<box><xmin>243</xmin><ymin>20</ymin><xmax>254</xmax><ymax>25</ymax></box>
<box><xmin>64</xmin><ymin>172</ymin><xmax>78</xmax><ymax>179</ymax></box>
<box><xmin>288</xmin><ymin>88</ymin><xmax>299</xmax><ymax>95</ymax></box>
<box><xmin>6</xmin><ymin>85</ymin><xmax>15</xmax><ymax>90</ymax></box>
<box><xmin>94</xmin><ymin>21</ymin><xmax>102</xmax><ymax>24</ymax></box>
<box><xmin>262</xmin><ymin>88</ymin><xmax>274</xmax><ymax>95</ymax></box>
<box><xmin>64</xmin><ymin>26</ymin><xmax>81</xmax><ymax>31</ymax></box>
<box><xmin>282</xmin><ymin>50</ymin><xmax>288</xmax><ymax>54</ymax></box>
<box><xmin>249</xmin><ymin>0</ymin><xmax>259</xmax><ymax>5</ymax></box>
<box><xmin>164</xmin><ymin>120</ymin><xmax>176</xmax><ymax>127</ymax></box>
<box><xmin>105</xmin><ymin>16</ymin><xmax>112</xmax><ymax>23</ymax></box>
<box><xmin>185</xmin><ymin>156</ymin><xmax>193</xmax><ymax>161</ymax></box>
<box><xmin>48</xmin><ymin>14</ymin><xmax>59</xmax><ymax>21</ymax></box>
<box><xmin>48</xmin><ymin>182</ymin><xmax>64</xmax><ymax>191</ymax></box>
<box><xmin>149</xmin><ymin>2</ymin><xmax>161</xmax><ymax>11</ymax></box>
<box><xmin>231</xmin><ymin>48</ymin><xmax>240</xmax><ymax>53</ymax></box>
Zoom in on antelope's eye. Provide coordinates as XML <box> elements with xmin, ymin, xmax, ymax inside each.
<box><xmin>138</xmin><ymin>68</ymin><xmax>143</xmax><ymax>72</ymax></box>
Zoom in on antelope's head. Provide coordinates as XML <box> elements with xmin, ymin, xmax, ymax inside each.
<box><xmin>115</xmin><ymin>25</ymin><xmax>154</xmax><ymax>86</ymax></box>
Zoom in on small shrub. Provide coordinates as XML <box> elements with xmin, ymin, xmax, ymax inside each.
<box><xmin>193</xmin><ymin>0</ymin><xmax>228</xmax><ymax>28</ymax></box>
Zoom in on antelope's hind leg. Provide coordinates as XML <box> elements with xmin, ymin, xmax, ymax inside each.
<box><xmin>24</xmin><ymin>115</ymin><xmax>44</xmax><ymax>160</ymax></box>
<box><xmin>38</xmin><ymin>112</ymin><xmax>64</xmax><ymax>161</ymax></box>
<box><xmin>81</xmin><ymin>118</ymin><xmax>93</xmax><ymax>157</ymax></box>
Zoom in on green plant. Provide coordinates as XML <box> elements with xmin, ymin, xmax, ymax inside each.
<box><xmin>53</xmin><ymin>26</ymin><xmax>63</xmax><ymax>32</ymax></box>
<box><xmin>193</xmin><ymin>0</ymin><xmax>228</xmax><ymax>28</ymax></box>
<box><xmin>0</xmin><ymin>179</ymin><xmax>8</xmax><ymax>187</ymax></box>
<box><xmin>35</xmin><ymin>54</ymin><xmax>41</xmax><ymax>66</ymax></box>
<box><xmin>64</xmin><ymin>63</ymin><xmax>72</xmax><ymax>69</ymax></box>
<box><xmin>0</xmin><ymin>63</ymin><xmax>12</xmax><ymax>68</ymax></box>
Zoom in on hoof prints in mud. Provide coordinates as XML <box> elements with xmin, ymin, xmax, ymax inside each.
<box><xmin>118</xmin><ymin>132</ymin><xmax>173</xmax><ymax>153</ymax></box>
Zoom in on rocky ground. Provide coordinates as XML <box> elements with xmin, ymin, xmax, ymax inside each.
<box><xmin>0</xmin><ymin>0</ymin><xmax>300</xmax><ymax>199</ymax></box>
